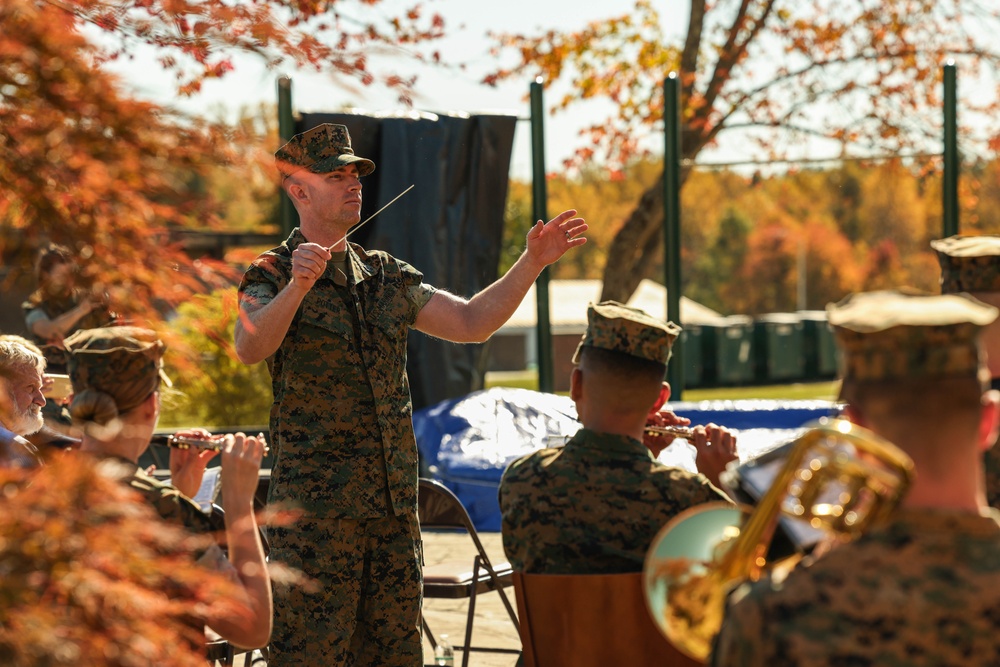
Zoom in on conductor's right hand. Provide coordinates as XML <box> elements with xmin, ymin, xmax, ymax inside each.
<box><xmin>289</xmin><ymin>242</ymin><xmax>332</xmax><ymax>293</ymax></box>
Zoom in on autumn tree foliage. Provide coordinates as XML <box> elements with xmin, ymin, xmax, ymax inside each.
<box><xmin>485</xmin><ymin>0</ymin><xmax>1000</xmax><ymax>302</ymax></box>
<box><xmin>0</xmin><ymin>454</ymin><xmax>246</xmax><ymax>666</ymax></box>
<box><xmin>505</xmin><ymin>155</ymin><xmax>987</xmax><ymax>316</ymax></box>
<box><xmin>1</xmin><ymin>0</ymin><xmax>444</xmax><ymax>330</ymax></box>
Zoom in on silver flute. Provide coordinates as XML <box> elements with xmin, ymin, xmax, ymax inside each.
<box><xmin>166</xmin><ymin>435</ymin><xmax>227</xmax><ymax>452</ymax></box>
<box><xmin>643</xmin><ymin>425</ymin><xmax>697</xmax><ymax>439</ymax></box>
<box><xmin>165</xmin><ymin>434</ymin><xmax>270</xmax><ymax>455</ymax></box>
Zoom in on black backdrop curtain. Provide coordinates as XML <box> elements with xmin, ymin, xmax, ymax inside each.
<box><xmin>297</xmin><ymin>111</ymin><xmax>518</xmax><ymax>410</ymax></box>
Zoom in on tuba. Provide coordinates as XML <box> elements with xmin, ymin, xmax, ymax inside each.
<box><xmin>642</xmin><ymin>417</ymin><xmax>914</xmax><ymax>662</ymax></box>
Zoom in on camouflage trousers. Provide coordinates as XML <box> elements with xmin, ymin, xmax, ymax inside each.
<box><xmin>268</xmin><ymin>511</ymin><xmax>423</xmax><ymax>666</ymax></box>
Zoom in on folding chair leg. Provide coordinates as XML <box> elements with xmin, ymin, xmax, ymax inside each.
<box><xmin>496</xmin><ymin>583</ymin><xmax>521</xmax><ymax>633</ymax></box>
<box><xmin>461</xmin><ymin>556</ymin><xmax>481</xmax><ymax>667</ymax></box>
<box><xmin>422</xmin><ymin>613</ymin><xmax>438</xmax><ymax>651</ymax></box>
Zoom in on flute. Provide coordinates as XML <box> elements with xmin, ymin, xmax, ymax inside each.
<box><xmin>546</xmin><ymin>424</ymin><xmax>698</xmax><ymax>447</ymax></box>
<box><xmin>166</xmin><ymin>435</ymin><xmax>226</xmax><ymax>452</ymax></box>
<box><xmin>164</xmin><ymin>434</ymin><xmax>270</xmax><ymax>455</ymax></box>
<box><xmin>644</xmin><ymin>425</ymin><xmax>697</xmax><ymax>439</ymax></box>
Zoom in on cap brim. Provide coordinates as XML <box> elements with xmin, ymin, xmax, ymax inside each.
<box><xmin>310</xmin><ymin>154</ymin><xmax>376</xmax><ymax>177</ymax></box>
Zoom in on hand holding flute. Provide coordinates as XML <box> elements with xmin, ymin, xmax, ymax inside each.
<box><xmin>644</xmin><ymin>395</ymin><xmax>738</xmax><ymax>490</ymax></box>
<box><xmin>164</xmin><ymin>428</ymin><xmax>223</xmax><ymax>499</ymax></box>
<box><xmin>161</xmin><ymin>429</ymin><xmax>269</xmax><ymax>500</ymax></box>
<box><xmin>167</xmin><ymin>433</ymin><xmax>270</xmax><ymax>455</ymax></box>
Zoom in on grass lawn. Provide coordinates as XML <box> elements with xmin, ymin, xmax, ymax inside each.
<box><xmin>485</xmin><ymin>370</ymin><xmax>838</xmax><ymax>402</ymax></box>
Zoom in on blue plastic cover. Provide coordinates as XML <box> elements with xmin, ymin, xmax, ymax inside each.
<box><xmin>413</xmin><ymin>387</ymin><xmax>838</xmax><ymax>531</ymax></box>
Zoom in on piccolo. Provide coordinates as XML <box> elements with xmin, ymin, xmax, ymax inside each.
<box><xmin>644</xmin><ymin>425</ymin><xmax>697</xmax><ymax>439</ymax></box>
<box><xmin>164</xmin><ymin>434</ymin><xmax>270</xmax><ymax>455</ymax></box>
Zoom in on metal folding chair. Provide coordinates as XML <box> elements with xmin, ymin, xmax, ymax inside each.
<box><xmin>418</xmin><ymin>478</ymin><xmax>521</xmax><ymax>667</ymax></box>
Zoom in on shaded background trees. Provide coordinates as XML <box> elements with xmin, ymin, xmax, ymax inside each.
<box><xmin>503</xmin><ymin>155</ymin><xmax>996</xmax><ymax>315</ymax></box>
<box><xmin>485</xmin><ymin>0</ymin><xmax>1000</xmax><ymax>303</ymax></box>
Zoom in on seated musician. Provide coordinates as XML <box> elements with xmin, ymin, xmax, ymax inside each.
<box><xmin>63</xmin><ymin>326</ymin><xmax>272</xmax><ymax>651</ymax></box>
<box><xmin>0</xmin><ymin>335</ymin><xmax>46</xmax><ymax>468</ymax></box>
<box><xmin>499</xmin><ymin>301</ymin><xmax>737</xmax><ymax>574</ymax></box>
<box><xmin>933</xmin><ymin>234</ymin><xmax>1000</xmax><ymax>508</ymax></box>
<box><xmin>711</xmin><ymin>290</ymin><xmax>1000</xmax><ymax>666</ymax></box>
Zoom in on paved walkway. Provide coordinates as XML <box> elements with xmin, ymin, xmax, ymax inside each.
<box><xmin>220</xmin><ymin>531</ymin><xmax>522</xmax><ymax>666</ymax></box>
<box><xmin>421</xmin><ymin>531</ymin><xmax>522</xmax><ymax>666</ymax></box>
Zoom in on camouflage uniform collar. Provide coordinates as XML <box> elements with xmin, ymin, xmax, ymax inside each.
<box><xmin>887</xmin><ymin>506</ymin><xmax>1000</xmax><ymax>535</ymax></box>
<box><xmin>345</xmin><ymin>242</ymin><xmax>378</xmax><ymax>284</ymax></box>
<box><xmin>569</xmin><ymin>428</ymin><xmax>656</xmax><ymax>461</ymax></box>
<box><xmin>284</xmin><ymin>228</ymin><xmax>377</xmax><ymax>284</ymax></box>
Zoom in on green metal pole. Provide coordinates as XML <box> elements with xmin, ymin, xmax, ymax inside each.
<box><xmin>943</xmin><ymin>61</ymin><xmax>959</xmax><ymax>237</ymax></box>
<box><xmin>530</xmin><ymin>79</ymin><xmax>554</xmax><ymax>394</ymax></box>
<box><xmin>277</xmin><ymin>76</ymin><xmax>298</xmax><ymax>237</ymax></box>
<box><xmin>663</xmin><ymin>73</ymin><xmax>684</xmax><ymax>399</ymax></box>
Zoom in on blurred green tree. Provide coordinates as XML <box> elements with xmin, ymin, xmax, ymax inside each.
<box><xmin>161</xmin><ymin>290</ymin><xmax>272</xmax><ymax>428</ymax></box>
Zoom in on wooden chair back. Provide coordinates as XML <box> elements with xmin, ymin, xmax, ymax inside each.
<box><xmin>513</xmin><ymin>571</ymin><xmax>702</xmax><ymax>667</ymax></box>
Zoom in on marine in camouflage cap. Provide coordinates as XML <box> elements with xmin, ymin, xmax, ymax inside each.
<box><xmin>932</xmin><ymin>236</ymin><xmax>1000</xmax><ymax>510</ymax></box>
<box><xmin>572</xmin><ymin>300</ymin><xmax>681</xmax><ymax>366</ymax></box>
<box><xmin>64</xmin><ymin>326</ymin><xmax>171</xmax><ymax>415</ymax></box>
<box><xmin>274</xmin><ymin>123</ymin><xmax>376</xmax><ymax>179</ymax></box>
<box><xmin>932</xmin><ymin>235</ymin><xmax>1000</xmax><ymax>293</ymax></box>
<box><xmin>827</xmin><ymin>290</ymin><xmax>997</xmax><ymax>385</ymax></box>
<box><xmin>713</xmin><ymin>289</ymin><xmax>1000</xmax><ymax>666</ymax></box>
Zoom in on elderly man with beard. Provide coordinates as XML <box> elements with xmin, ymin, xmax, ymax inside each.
<box><xmin>0</xmin><ymin>335</ymin><xmax>46</xmax><ymax>467</ymax></box>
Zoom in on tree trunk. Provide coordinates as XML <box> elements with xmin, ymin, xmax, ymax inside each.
<box><xmin>599</xmin><ymin>174</ymin><xmax>665</xmax><ymax>303</ymax></box>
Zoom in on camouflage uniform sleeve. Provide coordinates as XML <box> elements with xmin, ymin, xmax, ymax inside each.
<box><xmin>497</xmin><ymin>453</ymin><xmax>538</xmax><ymax>571</ymax></box>
<box><xmin>238</xmin><ymin>252</ymin><xmax>289</xmax><ymax>311</ymax></box>
<box><xmin>129</xmin><ymin>472</ymin><xmax>221</xmax><ymax>537</ymax></box>
<box><xmin>394</xmin><ymin>256</ymin><xmax>437</xmax><ymax>311</ymax></box>
<box><xmin>709</xmin><ymin>582</ymin><xmax>769</xmax><ymax>667</ymax></box>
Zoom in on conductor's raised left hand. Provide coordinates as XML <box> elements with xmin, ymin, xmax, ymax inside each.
<box><xmin>525</xmin><ymin>209</ymin><xmax>588</xmax><ymax>266</ymax></box>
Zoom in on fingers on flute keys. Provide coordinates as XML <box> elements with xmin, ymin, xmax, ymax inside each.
<box><xmin>169</xmin><ymin>434</ymin><xmax>270</xmax><ymax>456</ymax></box>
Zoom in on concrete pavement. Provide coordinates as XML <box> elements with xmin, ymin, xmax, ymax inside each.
<box><xmin>421</xmin><ymin>531</ymin><xmax>522</xmax><ymax>666</ymax></box>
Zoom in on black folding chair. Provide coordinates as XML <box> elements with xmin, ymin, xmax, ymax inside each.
<box><xmin>418</xmin><ymin>478</ymin><xmax>521</xmax><ymax>667</ymax></box>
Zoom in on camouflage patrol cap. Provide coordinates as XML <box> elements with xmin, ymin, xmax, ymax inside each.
<box><xmin>64</xmin><ymin>327</ymin><xmax>170</xmax><ymax>414</ymax></box>
<box><xmin>827</xmin><ymin>290</ymin><xmax>998</xmax><ymax>383</ymax></box>
<box><xmin>274</xmin><ymin>123</ymin><xmax>375</xmax><ymax>179</ymax></box>
<box><xmin>931</xmin><ymin>235</ymin><xmax>1000</xmax><ymax>293</ymax></box>
<box><xmin>572</xmin><ymin>301</ymin><xmax>681</xmax><ymax>366</ymax></box>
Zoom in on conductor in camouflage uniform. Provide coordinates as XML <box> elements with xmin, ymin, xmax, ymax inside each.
<box><xmin>234</xmin><ymin>123</ymin><xmax>587</xmax><ymax>665</ymax></box>
<box><xmin>710</xmin><ymin>290</ymin><xmax>1000</xmax><ymax>666</ymax></box>
<box><xmin>499</xmin><ymin>301</ymin><xmax>736</xmax><ymax>575</ymax></box>
<box><xmin>933</xmin><ymin>234</ymin><xmax>1000</xmax><ymax>508</ymax></box>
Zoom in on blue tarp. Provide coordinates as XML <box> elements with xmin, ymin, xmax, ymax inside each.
<box><xmin>413</xmin><ymin>387</ymin><xmax>838</xmax><ymax>531</ymax></box>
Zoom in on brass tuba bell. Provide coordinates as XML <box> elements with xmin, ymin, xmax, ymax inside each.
<box><xmin>642</xmin><ymin>417</ymin><xmax>914</xmax><ymax>662</ymax></box>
